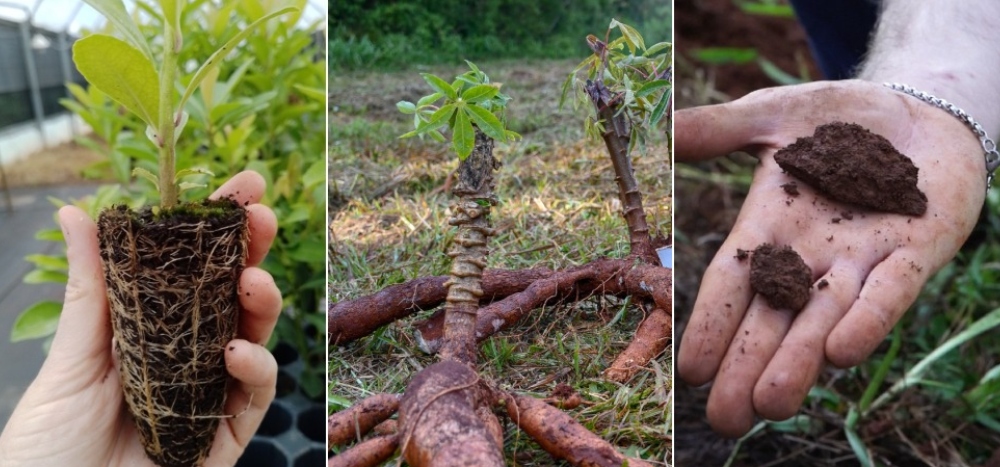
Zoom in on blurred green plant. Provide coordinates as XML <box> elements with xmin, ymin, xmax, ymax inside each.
<box><xmin>10</xmin><ymin>0</ymin><xmax>327</xmax><ymax>398</ymax></box>
<box><xmin>329</xmin><ymin>0</ymin><xmax>671</xmax><ymax>70</ymax></box>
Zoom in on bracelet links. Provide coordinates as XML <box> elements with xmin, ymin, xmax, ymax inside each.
<box><xmin>884</xmin><ymin>82</ymin><xmax>1000</xmax><ymax>192</ymax></box>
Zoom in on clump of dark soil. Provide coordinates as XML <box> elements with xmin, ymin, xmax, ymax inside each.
<box><xmin>98</xmin><ymin>198</ymin><xmax>248</xmax><ymax>467</ymax></box>
<box><xmin>749</xmin><ymin>244</ymin><xmax>811</xmax><ymax>311</ymax></box>
<box><xmin>774</xmin><ymin>122</ymin><xmax>927</xmax><ymax>216</ymax></box>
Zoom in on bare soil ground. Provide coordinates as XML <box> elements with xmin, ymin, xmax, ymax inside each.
<box><xmin>0</xmin><ymin>141</ymin><xmax>107</xmax><ymax>188</ymax></box>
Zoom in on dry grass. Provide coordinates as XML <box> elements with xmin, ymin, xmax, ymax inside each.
<box><xmin>330</xmin><ymin>59</ymin><xmax>672</xmax><ymax>465</ymax></box>
<box><xmin>0</xmin><ymin>141</ymin><xmax>108</xmax><ymax>188</ymax></box>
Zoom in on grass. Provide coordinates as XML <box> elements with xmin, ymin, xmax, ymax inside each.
<box><xmin>329</xmin><ymin>59</ymin><xmax>672</xmax><ymax>465</ymax></box>
<box><xmin>674</xmin><ymin>35</ymin><xmax>1000</xmax><ymax>466</ymax></box>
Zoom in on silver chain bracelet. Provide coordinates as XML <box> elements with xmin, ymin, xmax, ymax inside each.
<box><xmin>884</xmin><ymin>82</ymin><xmax>1000</xmax><ymax>192</ymax></box>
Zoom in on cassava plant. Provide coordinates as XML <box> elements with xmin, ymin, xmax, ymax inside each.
<box><xmin>62</xmin><ymin>1</ymin><xmax>292</xmax><ymax>466</ymax></box>
<box><xmin>329</xmin><ymin>21</ymin><xmax>672</xmax><ymax>466</ymax></box>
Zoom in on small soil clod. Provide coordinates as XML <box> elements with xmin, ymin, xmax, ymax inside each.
<box><xmin>817</xmin><ymin>279</ymin><xmax>829</xmax><ymax>290</ymax></box>
<box><xmin>749</xmin><ymin>244</ymin><xmax>812</xmax><ymax>311</ymax></box>
<box><xmin>774</xmin><ymin>122</ymin><xmax>927</xmax><ymax>216</ymax></box>
<box><xmin>735</xmin><ymin>249</ymin><xmax>749</xmax><ymax>261</ymax></box>
<box><xmin>780</xmin><ymin>182</ymin><xmax>799</xmax><ymax>196</ymax></box>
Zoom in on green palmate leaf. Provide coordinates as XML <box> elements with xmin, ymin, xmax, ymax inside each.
<box><xmin>461</xmin><ymin>84</ymin><xmax>499</xmax><ymax>103</ymax></box>
<box><xmin>636</xmin><ymin>79</ymin><xmax>670</xmax><ymax>98</ymax></box>
<box><xmin>396</xmin><ymin>101</ymin><xmax>416</xmax><ymax>114</ymax></box>
<box><xmin>82</xmin><ymin>0</ymin><xmax>153</xmax><ymax>59</ymax></box>
<box><xmin>73</xmin><ymin>35</ymin><xmax>160</xmax><ymax>127</ymax></box>
<box><xmin>452</xmin><ymin>109</ymin><xmax>475</xmax><ymax>160</ymax></box>
<box><xmin>417</xmin><ymin>92</ymin><xmax>443</xmax><ymax>107</ymax></box>
<box><xmin>421</xmin><ymin>73</ymin><xmax>458</xmax><ymax>100</ymax></box>
<box><xmin>464</xmin><ymin>105</ymin><xmax>506</xmax><ymax>142</ymax></box>
<box><xmin>178</xmin><ymin>6</ymin><xmax>298</xmax><ymax>112</ymax></box>
<box><xmin>417</xmin><ymin>103</ymin><xmax>457</xmax><ymax>134</ymax></box>
<box><xmin>11</xmin><ymin>301</ymin><xmax>62</xmax><ymax>342</ymax></box>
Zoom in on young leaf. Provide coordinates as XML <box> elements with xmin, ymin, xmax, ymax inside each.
<box><xmin>461</xmin><ymin>84</ymin><xmax>499</xmax><ymax>103</ymax></box>
<box><xmin>464</xmin><ymin>105</ymin><xmax>506</xmax><ymax>142</ymax></box>
<box><xmin>452</xmin><ymin>109</ymin><xmax>475</xmax><ymax>160</ymax></box>
<box><xmin>83</xmin><ymin>0</ymin><xmax>153</xmax><ymax>59</ymax></box>
<box><xmin>132</xmin><ymin>167</ymin><xmax>160</xmax><ymax>190</ymax></box>
<box><xmin>635</xmin><ymin>79</ymin><xmax>670</xmax><ymax>98</ymax></box>
<box><xmin>178</xmin><ymin>7</ymin><xmax>298</xmax><ymax>113</ymax></box>
<box><xmin>73</xmin><ymin>35</ymin><xmax>160</xmax><ymax>127</ymax></box>
<box><xmin>421</xmin><ymin>73</ymin><xmax>458</xmax><ymax>100</ymax></box>
<box><xmin>174</xmin><ymin>167</ymin><xmax>214</xmax><ymax>182</ymax></box>
<box><xmin>649</xmin><ymin>88</ymin><xmax>670</xmax><ymax>127</ymax></box>
<box><xmin>397</xmin><ymin>101</ymin><xmax>417</xmax><ymax>114</ymax></box>
<box><xmin>11</xmin><ymin>301</ymin><xmax>62</xmax><ymax>342</ymax></box>
<box><xmin>417</xmin><ymin>92</ymin><xmax>443</xmax><ymax>107</ymax></box>
<box><xmin>23</xmin><ymin>270</ymin><xmax>68</xmax><ymax>284</ymax></box>
<box><xmin>610</xmin><ymin>19</ymin><xmax>645</xmax><ymax>53</ymax></box>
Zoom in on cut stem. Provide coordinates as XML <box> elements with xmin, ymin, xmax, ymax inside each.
<box><xmin>440</xmin><ymin>128</ymin><xmax>497</xmax><ymax>364</ymax></box>
<box><xmin>585</xmin><ymin>79</ymin><xmax>655</xmax><ymax>263</ymax></box>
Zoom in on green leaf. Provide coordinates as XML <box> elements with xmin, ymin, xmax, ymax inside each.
<box><xmin>35</xmin><ymin>228</ymin><xmax>64</xmax><ymax>242</ymax></box>
<box><xmin>24</xmin><ymin>254</ymin><xmax>68</xmax><ymax>271</ymax></box>
<box><xmin>396</xmin><ymin>101</ymin><xmax>416</xmax><ymax>114</ymax></box>
<box><xmin>757</xmin><ymin>57</ymin><xmax>805</xmax><ymax>86</ymax></box>
<box><xmin>178</xmin><ymin>7</ymin><xmax>298</xmax><ymax>112</ymax></box>
<box><xmin>417</xmin><ymin>92</ymin><xmax>443</xmax><ymax>107</ymax></box>
<box><xmin>174</xmin><ymin>167</ymin><xmax>214</xmax><ymax>181</ymax></box>
<box><xmin>24</xmin><ymin>270</ymin><xmax>68</xmax><ymax>284</ymax></box>
<box><xmin>11</xmin><ymin>301</ymin><xmax>62</xmax><ymax>342</ymax></box>
<box><xmin>650</xmin><ymin>88</ymin><xmax>670</xmax><ymax>127</ymax></box>
<box><xmin>461</xmin><ymin>84</ymin><xmax>499</xmax><ymax>103</ymax></box>
<box><xmin>73</xmin><ymin>35</ymin><xmax>160</xmax><ymax>127</ymax></box>
<box><xmin>692</xmin><ymin>47</ymin><xmax>758</xmax><ymax>65</ymax></box>
<box><xmin>415</xmin><ymin>103</ymin><xmax>456</xmax><ymax>135</ymax></box>
<box><xmin>738</xmin><ymin>2</ymin><xmax>795</xmax><ymax>17</ymax></box>
<box><xmin>635</xmin><ymin>79</ymin><xmax>670</xmax><ymax>98</ymax></box>
<box><xmin>464</xmin><ymin>105</ymin><xmax>506</xmax><ymax>142</ymax></box>
<box><xmin>452</xmin><ymin>109</ymin><xmax>475</xmax><ymax>160</ymax></box>
<box><xmin>421</xmin><ymin>73</ymin><xmax>458</xmax><ymax>100</ymax></box>
<box><xmin>132</xmin><ymin>167</ymin><xmax>160</xmax><ymax>190</ymax></box>
<box><xmin>610</xmin><ymin>18</ymin><xmax>645</xmax><ymax>53</ymax></box>
<box><xmin>292</xmin><ymin>83</ymin><xmax>326</xmax><ymax>103</ymax></box>
<box><xmin>644</xmin><ymin>41</ymin><xmax>672</xmax><ymax>57</ymax></box>
<box><xmin>82</xmin><ymin>0</ymin><xmax>153</xmax><ymax>59</ymax></box>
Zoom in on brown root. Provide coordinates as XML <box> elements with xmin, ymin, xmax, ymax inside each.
<box><xmin>328</xmin><ymin>393</ymin><xmax>401</xmax><ymax>447</ymax></box>
<box><xmin>542</xmin><ymin>383</ymin><xmax>584</xmax><ymax>410</ymax></box>
<box><xmin>604</xmin><ymin>307</ymin><xmax>672</xmax><ymax>383</ymax></box>
<box><xmin>399</xmin><ymin>361</ymin><xmax>503</xmax><ymax>466</ymax></box>
<box><xmin>328</xmin><ymin>434</ymin><xmax>399</xmax><ymax>467</ymax></box>
<box><xmin>329</xmin><ymin>268</ymin><xmax>551</xmax><ymax>346</ymax></box>
<box><xmin>504</xmin><ymin>392</ymin><xmax>654</xmax><ymax>467</ymax></box>
<box><xmin>415</xmin><ymin>259</ymin><xmax>672</xmax><ymax>353</ymax></box>
<box><xmin>98</xmin><ymin>200</ymin><xmax>247</xmax><ymax>467</ymax></box>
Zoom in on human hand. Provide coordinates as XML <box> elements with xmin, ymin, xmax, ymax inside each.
<box><xmin>0</xmin><ymin>170</ymin><xmax>281</xmax><ymax>465</ymax></box>
<box><xmin>676</xmin><ymin>80</ymin><xmax>986</xmax><ymax>437</ymax></box>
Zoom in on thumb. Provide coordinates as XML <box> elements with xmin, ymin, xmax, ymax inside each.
<box><xmin>45</xmin><ymin>206</ymin><xmax>112</xmax><ymax>367</ymax></box>
<box><xmin>675</xmin><ymin>95</ymin><xmax>777</xmax><ymax>162</ymax></box>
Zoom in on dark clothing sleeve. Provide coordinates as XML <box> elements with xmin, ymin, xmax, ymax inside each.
<box><xmin>788</xmin><ymin>0</ymin><xmax>881</xmax><ymax>79</ymax></box>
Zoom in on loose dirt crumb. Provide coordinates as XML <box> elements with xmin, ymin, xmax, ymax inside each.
<box><xmin>831</xmin><ymin>217</ymin><xmax>841</xmax><ymax>224</ymax></box>
<box><xmin>841</xmin><ymin>211</ymin><xmax>854</xmax><ymax>220</ymax></box>
<box><xmin>749</xmin><ymin>243</ymin><xmax>812</xmax><ymax>311</ymax></box>
<box><xmin>735</xmin><ymin>249</ymin><xmax>749</xmax><ymax>261</ymax></box>
<box><xmin>817</xmin><ymin>279</ymin><xmax>829</xmax><ymax>290</ymax></box>
<box><xmin>774</xmin><ymin>122</ymin><xmax>927</xmax><ymax>216</ymax></box>
<box><xmin>780</xmin><ymin>182</ymin><xmax>799</xmax><ymax>196</ymax></box>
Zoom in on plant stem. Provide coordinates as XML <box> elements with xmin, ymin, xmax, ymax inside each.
<box><xmin>585</xmin><ymin>79</ymin><xmax>656</xmax><ymax>263</ymax></box>
<box><xmin>440</xmin><ymin>129</ymin><xmax>497</xmax><ymax>365</ymax></box>
<box><xmin>158</xmin><ymin>22</ymin><xmax>180</xmax><ymax>208</ymax></box>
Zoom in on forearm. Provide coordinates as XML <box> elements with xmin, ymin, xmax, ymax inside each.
<box><xmin>858</xmin><ymin>0</ymin><xmax>1000</xmax><ymax>135</ymax></box>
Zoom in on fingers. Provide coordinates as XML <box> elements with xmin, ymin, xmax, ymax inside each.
<box><xmin>826</xmin><ymin>250</ymin><xmax>928</xmax><ymax>367</ymax></box>
<box><xmin>210</xmin><ymin>170</ymin><xmax>266</xmax><ymax>205</ymax></box>
<box><xmin>753</xmin><ymin>262</ymin><xmax>864</xmax><ymax>420</ymax></box>
<box><xmin>47</xmin><ymin>206</ymin><xmax>111</xmax><ymax>367</ymax></box>
<box><xmin>706</xmin><ymin>296</ymin><xmax>794</xmax><ymax>438</ymax></box>
<box><xmin>245</xmin><ymin>204</ymin><xmax>277</xmax><ymax>267</ymax></box>
<box><xmin>238</xmin><ymin>267</ymin><xmax>282</xmax><ymax>345</ymax></box>
<box><xmin>675</xmin><ymin>94</ymin><xmax>777</xmax><ymax>162</ymax></box>
<box><xmin>207</xmin><ymin>340</ymin><xmax>278</xmax><ymax>464</ymax></box>
<box><xmin>678</xmin><ymin>230</ymin><xmax>768</xmax><ymax>386</ymax></box>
